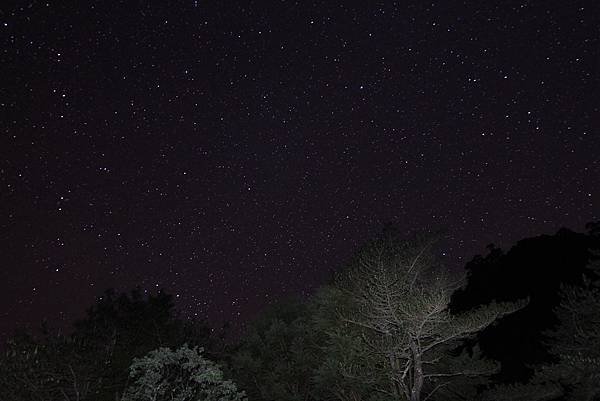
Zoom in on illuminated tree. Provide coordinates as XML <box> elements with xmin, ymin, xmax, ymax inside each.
<box><xmin>324</xmin><ymin>233</ymin><xmax>525</xmax><ymax>401</ymax></box>
<box><xmin>121</xmin><ymin>344</ymin><xmax>245</xmax><ymax>401</ymax></box>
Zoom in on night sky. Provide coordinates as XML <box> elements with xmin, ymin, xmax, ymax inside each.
<box><xmin>1</xmin><ymin>1</ymin><xmax>598</xmax><ymax>339</ymax></box>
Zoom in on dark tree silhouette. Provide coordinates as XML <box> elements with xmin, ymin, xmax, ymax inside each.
<box><xmin>544</xmin><ymin>273</ymin><xmax>600</xmax><ymax>400</ymax></box>
<box><xmin>450</xmin><ymin>223</ymin><xmax>600</xmax><ymax>384</ymax></box>
<box><xmin>0</xmin><ymin>289</ymin><xmax>214</xmax><ymax>401</ymax></box>
<box><xmin>226</xmin><ymin>298</ymin><xmax>320</xmax><ymax>401</ymax></box>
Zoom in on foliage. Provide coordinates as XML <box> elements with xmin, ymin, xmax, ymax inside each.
<box><xmin>72</xmin><ymin>288</ymin><xmax>213</xmax><ymax>400</ymax></box>
<box><xmin>318</xmin><ymin>232</ymin><xmax>525</xmax><ymax>401</ymax></box>
<box><xmin>544</xmin><ymin>276</ymin><xmax>600</xmax><ymax>401</ymax></box>
<box><xmin>311</xmin><ymin>285</ymin><xmax>385</xmax><ymax>401</ymax></box>
<box><xmin>450</xmin><ymin>226</ymin><xmax>600</xmax><ymax>383</ymax></box>
<box><xmin>121</xmin><ymin>344</ymin><xmax>245</xmax><ymax>401</ymax></box>
<box><xmin>480</xmin><ymin>380</ymin><xmax>563</xmax><ymax>401</ymax></box>
<box><xmin>0</xmin><ymin>289</ymin><xmax>214</xmax><ymax>401</ymax></box>
<box><xmin>4</xmin><ymin>223</ymin><xmax>600</xmax><ymax>401</ymax></box>
<box><xmin>227</xmin><ymin>298</ymin><xmax>321</xmax><ymax>401</ymax></box>
<box><xmin>480</xmin><ymin>257</ymin><xmax>600</xmax><ymax>401</ymax></box>
<box><xmin>0</xmin><ymin>329</ymin><xmax>105</xmax><ymax>401</ymax></box>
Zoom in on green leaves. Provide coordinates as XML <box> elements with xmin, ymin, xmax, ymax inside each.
<box><xmin>121</xmin><ymin>344</ymin><xmax>245</xmax><ymax>401</ymax></box>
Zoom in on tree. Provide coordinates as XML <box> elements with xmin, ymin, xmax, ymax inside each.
<box><xmin>479</xmin><ymin>255</ymin><xmax>600</xmax><ymax>401</ymax></box>
<box><xmin>0</xmin><ymin>329</ymin><xmax>104</xmax><ymax>401</ymax></box>
<box><xmin>0</xmin><ymin>331</ymin><xmax>59</xmax><ymax>401</ymax></box>
<box><xmin>478</xmin><ymin>281</ymin><xmax>600</xmax><ymax>401</ymax></box>
<box><xmin>450</xmin><ymin>226</ymin><xmax>600</xmax><ymax>383</ymax></box>
<box><xmin>323</xmin><ymin>232</ymin><xmax>525</xmax><ymax>401</ymax></box>
<box><xmin>479</xmin><ymin>381</ymin><xmax>563</xmax><ymax>401</ymax></box>
<box><xmin>227</xmin><ymin>298</ymin><xmax>320</xmax><ymax>401</ymax></box>
<box><xmin>311</xmin><ymin>285</ymin><xmax>387</xmax><ymax>401</ymax></box>
<box><xmin>545</xmin><ymin>276</ymin><xmax>600</xmax><ymax>401</ymax></box>
<box><xmin>121</xmin><ymin>344</ymin><xmax>245</xmax><ymax>401</ymax></box>
<box><xmin>0</xmin><ymin>289</ymin><xmax>214</xmax><ymax>401</ymax></box>
<box><xmin>71</xmin><ymin>288</ymin><xmax>214</xmax><ymax>400</ymax></box>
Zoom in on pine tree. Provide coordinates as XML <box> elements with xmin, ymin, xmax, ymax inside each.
<box><xmin>318</xmin><ymin>232</ymin><xmax>526</xmax><ymax>401</ymax></box>
<box><xmin>545</xmin><ymin>276</ymin><xmax>600</xmax><ymax>401</ymax></box>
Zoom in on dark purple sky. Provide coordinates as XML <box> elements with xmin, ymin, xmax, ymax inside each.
<box><xmin>1</xmin><ymin>0</ymin><xmax>598</xmax><ymax>339</ymax></box>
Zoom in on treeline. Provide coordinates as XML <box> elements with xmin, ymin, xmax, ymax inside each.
<box><xmin>1</xmin><ymin>223</ymin><xmax>599</xmax><ymax>401</ymax></box>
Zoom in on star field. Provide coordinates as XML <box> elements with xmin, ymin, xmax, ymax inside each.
<box><xmin>1</xmin><ymin>1</ymin><xmax>598</xmax><ymax>338</ymax></box>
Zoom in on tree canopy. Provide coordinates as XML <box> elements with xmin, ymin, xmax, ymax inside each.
<box><xmin>3</xmin><ymin>222</ymin><xmax>600</xmax><ymax>401</ymax></box>
<box><xmin>122</xmin><ymin>344</ymin><xmax>245</xmax><ymax>401</ymax></box>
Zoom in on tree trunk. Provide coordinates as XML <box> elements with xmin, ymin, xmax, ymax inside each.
<box><xmin>410</xmin><ymin>343</ymin><xmax>423</xmax><ymax>401</ymax></box>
